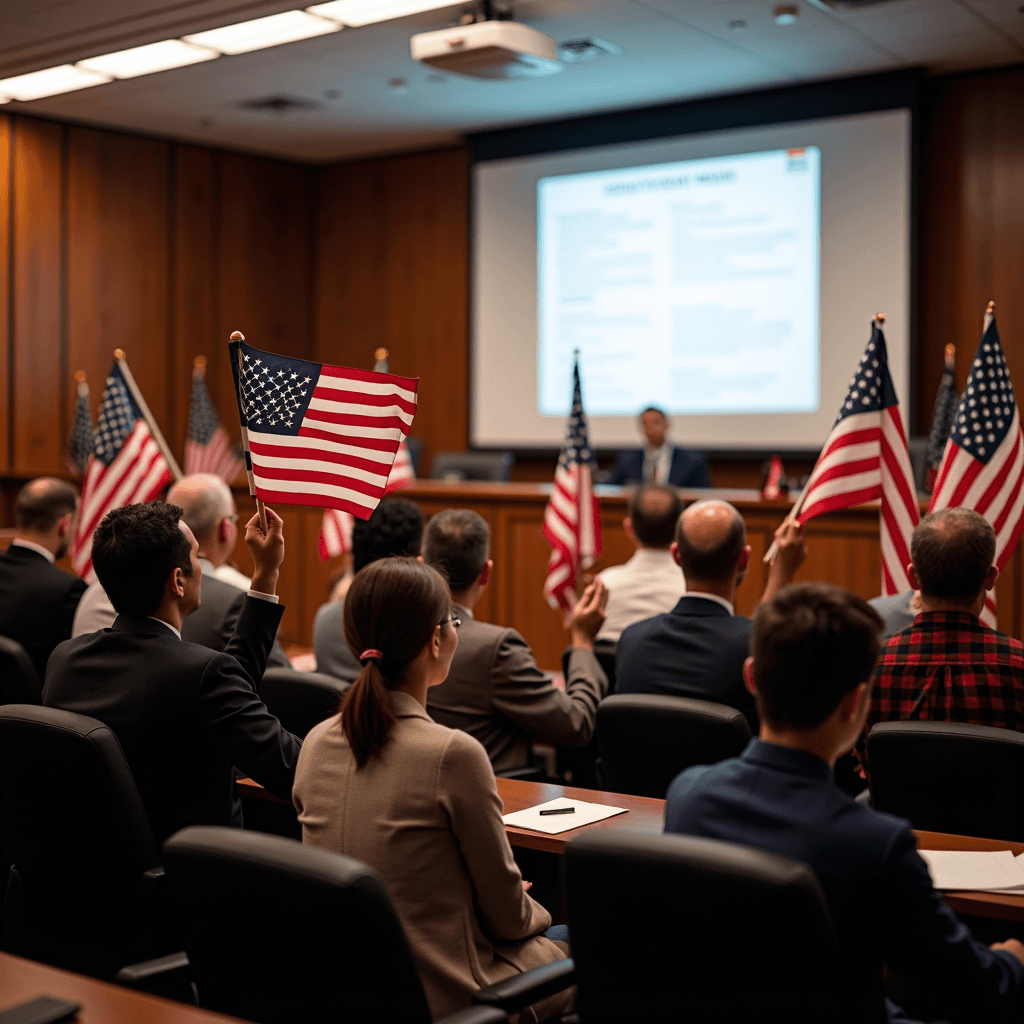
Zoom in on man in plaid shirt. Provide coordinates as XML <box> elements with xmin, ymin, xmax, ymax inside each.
<box><xmin>865</xmin><ymin>508</ymin><xmax>1024</xmax><ymax>744</ymax></box>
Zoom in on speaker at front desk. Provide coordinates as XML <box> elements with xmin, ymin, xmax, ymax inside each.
<box><xmin>431</xmin><ymin>451</ymin><xmax>514</xmax><ymax>482</ymax></box>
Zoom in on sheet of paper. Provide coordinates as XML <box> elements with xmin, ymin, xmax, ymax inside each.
<box><xmin>919</xmin><ymin>849</ymin><xmax>1024</xmax><ymax>891</ymax></box>
<box><xmin>502</xmin><ymin>796</ymin><xmax>628</xmax><ymax>835</ymax></box>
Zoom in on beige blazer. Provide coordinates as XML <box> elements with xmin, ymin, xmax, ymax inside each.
<box><xmin>292</xmin><ymin>691</ymin><xmax>571</xmax><ymax>1022</ymax></box>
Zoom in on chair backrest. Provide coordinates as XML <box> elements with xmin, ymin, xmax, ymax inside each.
<box><xmin>868</xmin><ymin>720</ymin><xmax>1024</xmax><ymax>841</ymax></box>
<box><xmin>259</xmin><ymin>668</ymin><xmax>349</xmax><ymax>739</ymax></box>
<box><xmin>564</xmin><ymin>830</ymin><xmax>847</xmax><ymax>1024</ymax></box>
<box><xmin>430</xmin><ymin>450</ymin><xmax>514</xmax><ymax>482</ymax></box>
<box><xmin>597</xmin><ymin>694</ymin><xmax>752</xmax><ymax>798</ymax></box>
<box><xmin>0</xmin><ymin>705</ymin><xmax>162</xmax><ymax>977</ymax></box>
<box><xmin>163</xmin><ymin>826</ymin><xmax>432</xmax><ymax>1024</ymax></box>
<box><xmin>0</xmin><ymin>636</ymin><xmax>42</xmax><ymax>706</ymax></box>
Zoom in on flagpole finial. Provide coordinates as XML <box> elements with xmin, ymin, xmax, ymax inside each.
<box><xmin>114</xmin><ymin>349</ymin><xmax>125</xmax><ymax>361</ymax></box>
<box><xmin>573</xmin><ymin>348</ymin><xmax>580</xmax><ymax>360</ymax></box>
<box><xmin>230</xmin><ymin>331</ymin><xmax>245</xmax><ymax>342</ymax></box>
<box><xmin>193</xmin><ymin>355</ymin><xmax>207</xmax><ymax>375</ymax></box>
<box><xmin>987</xmin><ymin>300</ymin><xmax>996</xmax><ymax>314</ymax></box>
<box><xmin>944</xmin><ymin>343</ymin><xmax>955</xmax><ymax>368</ymax></box>
<box><xmin>74</xmin><ymin>369</ymin><xmax>86</xmax><ymax>384</ymax></box>
<box><xmin>874</xmin><ymin>313</ymin><xmax>885</xmax><ymax>325</ymax></box>
<box><xmin>375</xmin><ymin>347</ymin><xmax>388</xmax><ymax>362</ymax></box>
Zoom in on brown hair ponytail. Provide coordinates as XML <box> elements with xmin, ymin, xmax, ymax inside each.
<box><xmin>340</xmin><ymin>557</ymin><xmax>450</xmax><ymax>768</ymax></box>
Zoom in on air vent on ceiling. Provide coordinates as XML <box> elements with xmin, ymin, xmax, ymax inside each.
<box><xmin>805</xmin><ymin>0</ymin><xmax>901</xmax><ymax>11</ymax></box>
<box><xmin>558</xmin><ymin>37</ymin><xmax>623</xmax><ymax>63</ymax></box>
<box><xmin>238</xmin><ymin>95</ymin><xmax>320</xmax><ymax>114</ymax></box>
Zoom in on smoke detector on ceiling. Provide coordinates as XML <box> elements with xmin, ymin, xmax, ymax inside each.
<box><xmin>558</xmin><ymin>38</ymin><xmax>623</xmax><ymax>63</ymax></box>
<box><xmin>410</xmin><ymin>20</ymin><xmax>562</xmax><ymax>79</ymax></box>
<box><xmin>238</xmin><ymin>95</ymin><xmax>319</xmax><ymax>114</ymax></box>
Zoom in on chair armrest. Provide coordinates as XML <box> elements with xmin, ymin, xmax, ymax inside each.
<box><xmin>435</xmin><ymin>1007</ymin><xmax>508</xmax><ymax>1024</ymax></box>
<box><xmin>472</xmin><ymin>958</ymin><xmax>576</xmax><ymax>1013</ymax></box>
<box><xmin>142</xmin><ymin>866</ymin><xmax>166</xmax><ymax>887</ymax></box>
<box><xmin>116</xmin><ymin>951</ymin><xmax>191</xmax><ymax>992</ymax></box>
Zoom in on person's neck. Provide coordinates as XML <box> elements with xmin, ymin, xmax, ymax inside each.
<box><xmin>196</xmin><ymin>538</ymin><xmax>226</xmax><ymax>569</ymax></box>
<box><xmin>919</xmin><ymin>593</ymin><xmax>984</xmax><ymax>617</ymax></box>
<box><xmin>685</xmin><ymin>577</ymin><xmax>736</xmax><ymax>605</ymax></box>
<box><xmin>637</xmin><ymin>543</ymin><xmax>672</xmax><ymax>554</ymax></box>
<box><xmin>759</xmin><ymin>723</ymin><xmax>840</xmax><ymax>769</ymax></box>
<box><xmin>449</xmin><ymin>587</ymin><xmax>481</xmax><ymax>613</ymax></box>
<box><xmin>14</xmin><ymin>531</ymin><xmax>59</xmax><ymax>557</ymax></box>
<box><xmin>393</xmin><ymin>674</ymin><xmax>429</xmax><ymax>709</ymax></box>
<box><xmin>150</xmin><ymin>599</ymin><xmax>185</xmax><ymax>633</ymax></box>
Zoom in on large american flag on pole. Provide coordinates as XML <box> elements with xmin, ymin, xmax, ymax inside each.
<box><xmin>543</xmin><ymin>354</ymin><xmax>601</xmax><ymax>611</ymax></box>
<box><xmin>229</xmin><ymin>339</ymin><xmax>418</xmax><ymax>517</ymax></box>
<box><xmin>186</xmin><ymin>359</ymin><xmax>244</xmax><ymax>482</ymax></box>
<box><xmin>794</xmin><ymin>319</ymin><xmax>920</xmax><ymax>595</ymax></box>
<box><xmin>929</xmin><ymin>307</ymin><xmax>1024</xmax><ymax>627</ymax></box>
<box><xmin>70</xmin><ymin>362</ymin><xmax>174</xmax><ymax>581</ymax></box>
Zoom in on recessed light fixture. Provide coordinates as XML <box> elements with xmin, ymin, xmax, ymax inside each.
<box><xmin>773</xmin><ymin>4</ymin><xmax>799</xmax><ymax>24</ymax></box>
<box><xmin>389</xmin><ymin>76</ymin><xmax>409</xmax><ymax>93</ymax></box>
<box><xmin>78</xmin><ymin>39</ymin><xmax>218</xmax><ymax>79</ymax></box>
<box><xmin>0</xmin><ymin>64</ymin><xmax>111</xmax><ymax>101</ymax></box>
<box><xmin>184</xmin><ymin>10</ymin><xmax>340</xmax><ymax>55</ymax></box>
<box><xmin>307</xmin><ymin>0</ymin><xmax>462</xmax><ymax>28</ymax></box>
<box><xmin>728</xmin><ymin>19</ymin><xmax>748</xmax><ymax>30</ymax></box>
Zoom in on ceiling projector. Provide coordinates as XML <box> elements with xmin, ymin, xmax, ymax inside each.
<box><xmin>410</xmin><ymin>21</ymin><xmax>562</xmax><ymax>79</ymax></box>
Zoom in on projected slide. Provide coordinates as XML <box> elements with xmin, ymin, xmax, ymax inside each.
<box><xmin>537</xmin><ymin>147</ymin><xmax>821</xmax><ymax>417</ymax></box>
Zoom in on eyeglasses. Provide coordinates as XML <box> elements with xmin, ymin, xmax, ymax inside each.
<box><xmin>225</xmin><ymin>513</ymin><xmax>239</xmax><ymax>524</ymax></box>
<box><xmin>440</xmin><ymin>614</ymin><xmax>462</xmax><ymax>630</ymax></box>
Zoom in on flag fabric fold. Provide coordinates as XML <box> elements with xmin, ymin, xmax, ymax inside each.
<box><xmin>65</xmin><ymin>375</ymin><xmax>94</xmax><ymax>477</ymax></box>
<box><xmin>186</xmin><ymin>365</ymin><xmax>244</xmax><ymax>481</ymax></box>
<box><xmin>929</xmin><ymin>312</ymin><xmax>1024</xmax><ymax>628</ymax></box>
<box><xmin>70</xmin><ymin>362</ymin><xmax>174</xmax><ymax>581</ymax></box>
<box><xmin>794</xmin><ymin>320</ymin><xmax>920</xmax><ymax>596</ymax></box>
<box><xmin>925</xmin><ymin>349</ymin><xmax>960</xmax><ymax>492</ymax></box>
<box><xmin>543</xmin><ymin>356</ymin><xmax>601</xmax><ymax>611</ymax></box>
<box><xmin>229</xmin><ymin>339</ymin><xmax>418</xmax><ymax>517</ymax></box>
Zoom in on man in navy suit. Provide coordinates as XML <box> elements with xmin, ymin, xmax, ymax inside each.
<box><xmin>666</xmin><ymin>583</ymin><xmax>1024</xmax><ymax>1023</ymax></box>
<box><xmin>615</xmin><ymin>499</ymin><xmax>805</xmax><ymax>731</ymax></box>
<box><xmin>609</xmin><ymin>406</ymin><xmax>710</xmax><ymax>487</ymax></box>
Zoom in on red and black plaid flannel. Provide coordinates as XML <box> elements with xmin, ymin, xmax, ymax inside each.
<box><xmin>867</xmin><ymin>611</ymin><xmax>1024</xmax><ymax>737</ymax></box>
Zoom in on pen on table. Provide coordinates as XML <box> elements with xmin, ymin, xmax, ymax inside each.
<box><xmin>539</xmin><ymin>806</ymin><xmax>576</xmax><ymax>816</ymax></box>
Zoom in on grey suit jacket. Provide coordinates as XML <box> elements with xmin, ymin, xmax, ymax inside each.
<box><xmin>311</xmin><ymin>599</ymin><xmax>362</xmax><ymax>683</ymax></box>
<box><xmin>425</xmin><ymin>604</ymin><xmax>609</xmax><ymax>773</ymax></box>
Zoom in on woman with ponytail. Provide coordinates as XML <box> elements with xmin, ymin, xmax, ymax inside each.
<box><xmin>293</xmin><ymin>557</ymin><xmax>571</xmax><ymax>1023</ymax></box>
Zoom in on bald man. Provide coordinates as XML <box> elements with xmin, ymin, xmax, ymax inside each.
<box><xmin>0</xmin><ymin>477</ymin><xmax>88</xmax><ymax>682</ymax></box>
<box><xmin>615</xmin><ymin>500</ymin><xmax>805</xmax><ymax>732</ymax></box>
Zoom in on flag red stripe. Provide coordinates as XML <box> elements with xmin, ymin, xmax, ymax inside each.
<box><xmin>799</xmin><ymin>485</ymin><xmax>883</xmax><ymax>523</ymax></box>
<box><xmin>253</xmin><ymin>464</ymin><xmax>382</xmax><ymax>498</ymax></box>
<box><xmin>976</xmin><ymin>430</ymin><xmax>1022</xmax><ymax>519</ymax></box>
<box><xmin>319</xmin><ymin>364</ymin><xmax>418</xmax><ymax>393</ymax></box>
<box><xmin>806</xmin><ymin>455</ymin><xmax>881</xmax><ymax>491</ymax></box>
<box><xmin>253</xmin><ymin>489</ymin><xmax>376</xmax><ymax>517</ymax></box>
<box><xmin>297</xmin><ymin>425</ymin><xmax>400</xmax><ymax>452</ymax></box>
<box><xmin>818</xmin><ymin>426</ymin><xmax>881</xmax><ymax>463</ymax></box>
<box><xmin>304</xmin><ymin>408</ymin><xmax>409</xmax><ymax>432</ymax></box>
<box><xmin>314</xmin><ymin>386</ymin><xmax>418</xmax><ymax>417</ymax></box>
<box><xmin>946</xmin><ymin>457</ymin><xmax>984</xmax><ymax>509</ymax></box>
<box><xmin>249</xmin><ymin>439</ymin><xmax>391</xmax><ymax>476</ymax></box>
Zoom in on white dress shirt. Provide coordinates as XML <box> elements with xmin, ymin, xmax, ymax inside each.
<box><xmin>9</xmin><ymin>539</ymin><xmax>55</xmax><ymax>564</ymax></box>
<box><xmin>642</xmin><ymin>444</ymin><xmax>674</xmax><ymax>484</ymax></box>
<box><xmin>596</xmin><ymin>547</ymin><xmax>688</xmax><ymax>643</ymax></box>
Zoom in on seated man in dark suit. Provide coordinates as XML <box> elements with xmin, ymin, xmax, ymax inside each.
<box><xmin>665</xmin><ymin>583</ymin><xmax>1024</xmax><ymax>1023</ymax></box>
<box><xmin>423</xmin><ymin>509</ymin><xmax>609</xmax><ymax>774</ymax></box>
<box><xmin>313</xmin><ymin>498</ymin><xmax>424</xmax><ymax>682</ymax></box>
<box><xmin>44</xmin><ymin>501</ymin><xmax>301</xmax><ymax>845</ymax></box>
<box><xmin>72</xmin><ymin>474</ymin><xmax>291</xmax><ymax>669</ymax></box>
<box><xmin>609</xmin><ymin>406</ymin><xmax>710</xmax><ymax>487</ymax></box>
<box><xmin>616</xmin><ymin>499</ymin><xmax>804</xmax><ymax>731</ymax></box>
<box><xmin>0</xmin><ymin>477</ymin><xmax>87</xmax><ymax>682</ymax></box>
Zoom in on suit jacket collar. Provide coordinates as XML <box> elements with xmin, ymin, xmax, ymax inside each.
<box><xmin>4</xmin><ymin>542</ymin><xmax>54</xmax><ymax>565</ymax></box>
<box><xmin>452</xmin><ymin>601</ymin><xmax>474</xmax><ymax>621</ymax></box>
<box><xmin>742</xmin><ymin>738</ymin><xmax>833</xmax><ymax>783</ymax></box>
<box><xmin>670</xmin><ymin>594</ymin><xmax>732</xmax><ymax>618</ymax></box>
<box><xmin>111</xmin><ymin>614</ymin><xmax>180</xmax><ymax>640</ymax></box>
<box><xmin>390</xmin><ymin>689</ymin><xmax>433</xmax><ymax>721</ymax></box>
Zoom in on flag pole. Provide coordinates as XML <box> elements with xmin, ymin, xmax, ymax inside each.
<box><xmin>230</xmin><ymin>332</ymin><xmax>268</xmax><ymax>534</ymax></box>
<box><xmin>74</xmin><ymin>369</ymin><xmax>88</xmax><ymax>395</ymax></box>
<box><xmin>762</xmin><ymin>312</ymin><xmax>886</xmax><ymax>565</ymax></box>
<box><xmin>113</xmin><ymin>348</ymin><xmax>183</xmax><ymax>481</ymax></box>
<box><xmin>193</xmin><ymin>354</ymin><xmax>207</xmax><ymax>379</ymax></box>
<box><xmin>984</xmin><ymin>299</ymin><xmax>995</xmax><ymax>333</ymax></box>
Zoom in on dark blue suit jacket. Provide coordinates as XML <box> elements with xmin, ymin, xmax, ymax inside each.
<box><xmin>615</xmin><ymin>596</ymin><xmax>757</xmax><ymax>731</ymax></box>
<box><xmin>666</xmin><ymin>740</ymin><xmax>1024</xmax><ymax>1023</ymax></box>
<box><xmin>609</xmin><ymin>446</ymin><xmax>711</xmax><ymax>487</ymax></box>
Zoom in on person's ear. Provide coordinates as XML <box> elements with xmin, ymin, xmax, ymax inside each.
<box><xmin>57</xmin><ymin>512</ymin><xmax>73</xmax><ymax>539</ymax></box>
<box><xmin>742</xmin><ymin>656</ymin><xmax>757</xmax><ymax>696</ymax></box>
<box><xmin>168</xmin><ymin>566</ymin><xmax>186</xmax><ymax>601</ymax></box>
<box><xmin>907</xmin><ymin>564</ymin><xmax>920</xmax><ymax>591</ymax></box>
<box><xmin>670</xmin><ymin>541</ymin><xmax>681</xmax><ymax>567</ymax></box>
<box><xmin>218</xmin><ymin>517</ymin><xmax>230</xmax><ymax>545</ymax></box>
<box><xmin>478</xmin><ymin>559</ymin><xmax>493</xmax><ymax>588</ymax></box>
<box><xmin>846</xmin><ymin>682</ymin><xmax>871</xmax><ymax>723</ymax></box>
<box><xmin>416</xmin><ymin>554</ymin><xmax>424</xmax><ymax>563</ymax></box>
<box><xmin>985</xmin><ymin>565</ymin><xmax>999</xmax><ymax>592</ymax></box>
<box><xmin>738</xmin><ymin>546</ymin><xmax>751</xmax><ymax>574</ymax></box>
<box><xmin>623</xmin><ymin>517</ymin><xmax>635</xmax><ymax>543</ymax></box>
<box><xmin>431</xmin><ymin>624</ymin><xmax>442</xmax><ymax>657</ymax></box>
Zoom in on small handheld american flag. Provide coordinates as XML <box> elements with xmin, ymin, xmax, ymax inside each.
<box><xmin>229</xmin><ymin>335</ymin><xmax>418</xmax><ymax>519</ymax></box>
<box><xmin>543</xmin><ymin>353</ymin><xmax>601</xmax><ymax>611</ymax></box>
<box><xmin>186</xmin><ymin>356</ymin><xmax>244</xmax><ymax>482</ymax></box>
<box><xmin>65</xmin><ymin>370</ymin><xmax>94</xmax><ymax>477</ymax></box>
<box><xmin>929</xmin><ymin>303</ymin><xmax>1024</xmax><ymax>627</ymax></box>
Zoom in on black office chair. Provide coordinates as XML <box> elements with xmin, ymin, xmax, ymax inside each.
<box><xmin>868</xmin><ymin>720</ymin><xmax>1024</xmax><ymax>841</ymax></box>
<box><xmin>431</xmin><ymin>451</ymin><xmax>514</xmax><ymax>482</ymax></box>
<box><xmin>0</xmin><ymin>636</ymin><xmax>42</xmax><ymax>706</ymax></box>
<box><xmin>259</xmin><ymin>668</ymin><xmax>349</xmax><ymax>739</ymax></box>
<box><xmin>119</xmin><ymin>827</ymin><xmax>570</xmax><ymax>1024</ymax></box>
<box><xmin>561</xmin><ymin>830</ymin><xmax>847</xmax><ymax>1023</ymax></box>
<box><xmin>0</xmin><ymin>705</ymin><xmax>173</xmax><ymax>979</ymax></box>
<box><xmin>596</xmin><ymin>694</ymin><xmax>752</xmax><ymax>798</ymax></box>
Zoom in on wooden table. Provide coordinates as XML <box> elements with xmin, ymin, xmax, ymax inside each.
<box><xmin>0</xmin><ymin>952</ymin><xmax>246</xmax><ymax>1024</ymax></box>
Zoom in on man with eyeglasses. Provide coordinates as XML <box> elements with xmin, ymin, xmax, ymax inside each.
<box><xmin>72</xmin><ymin>474</ymin><xmax>291</xmax><ymax>669</ymax></box>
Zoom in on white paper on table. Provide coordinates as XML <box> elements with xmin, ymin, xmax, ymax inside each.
<box><xmin>501</xmin><ymin>796</ymin><xmax>628</xmax><ymax>835</ymax></box>
<box><xmin>919</xmin><ymin>849</ymin><xmax>1024</xmax><ymax>891</ymax></box>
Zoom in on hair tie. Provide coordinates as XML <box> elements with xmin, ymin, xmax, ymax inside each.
<box><xmin>360</xmin><ymin>649</ymin><xmax>383</xmax><ymax>664</ymax></box>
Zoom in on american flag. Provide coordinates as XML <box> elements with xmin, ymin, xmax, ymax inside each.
<box><xmin>795</xmin><ymin>320</ymin><xmax>919</xmax><ymax>596</ymax></box>
<box><xmin>925</xmin><ymin>345</ymin><xmax>960</xmax><ymax>492</ymax></box>
<box><xmin>929</xmin><ymin>309</ymin><xmax>1024</xmax><ymax>627</ymax></box>
<box><xmin>65</xmin><ymin>374</ymin><xmax>94</xmax><ymax>477</ymax></box>
<box><xmin>70</xmin><ymin>363</ymin><xmax>174</xmax><ymax>581</ymax></box>
<box><xmin>543</xmin><ymin>355</ymin><xmax>601</xmax><ymax>610</ymax></box>
<box><xmin>229</xmin><ymin>339</ymin><xmax>417</xmax><ymax>517</ymax></box>
<box><xmin>186</xmin><ymin>363</ymin><xmax>244</xmax><ymax>481</ymax></box>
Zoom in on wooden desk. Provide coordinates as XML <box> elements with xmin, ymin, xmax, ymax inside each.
<box><xmin>0</xmin><ymin>952</ymin><xmax>245</xmax><ymax>1024</ymax></box>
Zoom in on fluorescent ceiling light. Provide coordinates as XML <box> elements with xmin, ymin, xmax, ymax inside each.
<box><xmin>184</xmin><ymin>10</ymin><xmax>340</xmax><ymax>55</ymax></box>
<box><xmin>0</xmin><ymin>64</ymin><xmax>111</xmax><ymax>101</ymax></box>
<box><xmin>78</xmin><ymin>39</ymin><xmax>218</xmax><ymax>79</ymax></box>
<box><xmin>307</xmin><ymin>0</ymin><xmax>461</xmax><ymax>28</ymax></box>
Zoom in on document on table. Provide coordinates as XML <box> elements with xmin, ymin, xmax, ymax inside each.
<box><xmin>502</xmin><ymin>797</ymin><xmax>628</xmax><ymax>835</ymax></box>
<box><xmin>919</xmin><ymin>849</ymin><xmax>1024</xmax><ymax>892</ymax></box>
